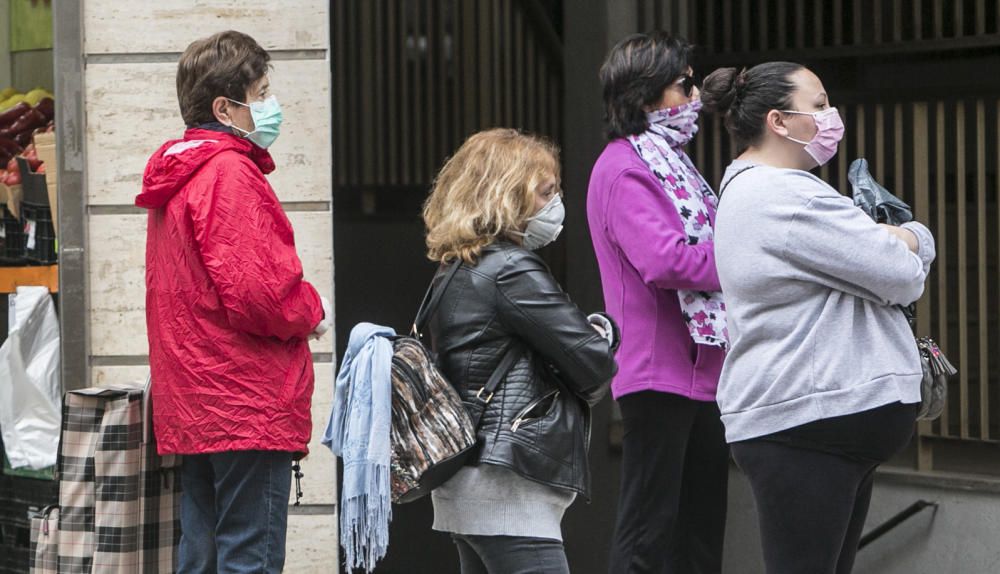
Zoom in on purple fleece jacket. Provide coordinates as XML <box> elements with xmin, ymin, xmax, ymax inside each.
<box><xmin>586</xmin><ymin>139</ymin><xmax>725</xmax><ymax>402</ymax></box>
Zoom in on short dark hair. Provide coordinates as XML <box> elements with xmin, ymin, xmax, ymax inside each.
<box><xmin>700</xmin><ymin>62</ymin><xmax>805</xmax><ymax>152</ymax></box>
<box><xmin>599</xmin><ymin>32</ymin><xmax>693</xmax><ymax>139</ymax></box>
<box><xmin>176</xmin><ymin>31</ymin><xmax>271</xmax><ymax>127</ymax></box>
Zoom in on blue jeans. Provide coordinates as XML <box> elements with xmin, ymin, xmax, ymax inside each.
<box><xmin>452</xmin><ymin>534</ymin><xmax>570</xmax><ymax>574</ymax></box>
<box><xmin>177</xmin><ymin>450</ymin><xmax>293</xmax><ymax>574</ymax></box>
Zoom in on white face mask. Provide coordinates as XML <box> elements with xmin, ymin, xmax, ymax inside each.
<box><xmin>512</xmin><ymin>194</ymin><xmax>565</xmax><ymax>250</ymax></box>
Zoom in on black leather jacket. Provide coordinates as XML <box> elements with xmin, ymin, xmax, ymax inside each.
<box><xmin>427</xmin><ymin>242</ymin><xmax>618</xmax><ymax>497</ymax></box>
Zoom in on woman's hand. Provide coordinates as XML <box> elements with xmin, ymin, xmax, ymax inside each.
<box><xmin>878</xmin><ymin>224</ymin><xmax>919</xmax><ymax>253</ymax></box>
<box><xmin>309</xmin><ymin>296</ymin><xmax>333</xmax><ymax>340</ymax></box>
<box><xmin>587</xmin><ymin>312</ymin><xmax>618</xmax><ymax>349</ymax></box>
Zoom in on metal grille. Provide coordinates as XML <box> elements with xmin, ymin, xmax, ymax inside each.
<box><xmin>333</xmin><ymin>0</ymin><xmax>563</xmax><ymax>197</ymax></box>
<box><xmin>641</xmin><ymin>0</ymin><xmax>1000</xmax><ymax>53</ymax></box>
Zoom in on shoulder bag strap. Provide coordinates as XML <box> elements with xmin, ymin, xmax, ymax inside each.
<box><xmin>469</xmin><ymin>342</ymin><xmax>522</xmax><ymax>427</ymax></box>
<box><xmin>719</xmin><ymin>165</ymin><xmax>757</xmax><ymax>197</ymax></box>
<box><xmin>411</xmin><ymin>258</ymin><xmax>463</xmax><ymax>337</ymax></box>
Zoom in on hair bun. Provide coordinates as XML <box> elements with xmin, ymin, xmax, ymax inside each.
<box><xmin>733</xmin><ymin>68</ymin><xmax>749</xmax><ymax>92</ymax></box>
<box><xmin>701</xmin><ymin>66</ymin><xmax>746</xmax><ymax>115</ymax></box>
<box><xmin>731</xmin><ymin>68</ymin><xmax>750</xmax><ymax>108</ymax></box>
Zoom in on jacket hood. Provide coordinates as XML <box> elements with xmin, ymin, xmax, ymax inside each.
<box><xmin>136</xmin><ymin>128</ymin><xmax>275</xmax><ymax>209</ymax></box>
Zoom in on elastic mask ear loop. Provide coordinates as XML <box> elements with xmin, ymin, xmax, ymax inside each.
<box><xmin>228</xmin><ymin>123</ymin><xmax>252</xmax><ymax>136</ymax></box>
<box><xmin>781</xmin><ymin>111</ymin><xmax>813</xmax><ymax>146</ymax></box>
<box><xmin>223</xmin><ymin>99</ymin><xmax>254</xmax><ymax>136</ymax></box>
<box><xmin>781</xmin><ymin>110</ymin><xmax>816</xmax><ymax>145</ymax></box>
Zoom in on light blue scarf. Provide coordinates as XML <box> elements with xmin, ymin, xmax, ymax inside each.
<box><xmin>322</xmin><ymin>322</ymin><xmax>396</xmax><ymax>572</ymax></box>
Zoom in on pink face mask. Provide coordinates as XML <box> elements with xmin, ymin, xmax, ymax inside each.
<box><xmin>783</xmin><ymin>107</ymin><xmax>844</xmax><ymax>167</ymax></box>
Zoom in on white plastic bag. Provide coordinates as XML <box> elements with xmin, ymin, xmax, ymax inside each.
<box><xmin>0</xmin><ymin>286</ymin><xmax>61</xmax><ymax>469</ymax></box>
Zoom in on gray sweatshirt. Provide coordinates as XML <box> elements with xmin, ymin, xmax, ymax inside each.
<box><xmin>714</xmin><ymin>160</ymin><xmax>936</xmax><ymax>443</ymax></box>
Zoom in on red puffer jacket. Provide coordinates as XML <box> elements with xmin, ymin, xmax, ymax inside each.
<box><xmin>136</xmin><ymin>128</ymin><xmax>323</xmax><ymax>455</ymax></box>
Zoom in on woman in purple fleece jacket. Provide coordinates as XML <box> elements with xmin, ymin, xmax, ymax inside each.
<box><xmin>588</xmin><ymin>32</ymin><xmax>729</xmax><ymax>574</ymax></box>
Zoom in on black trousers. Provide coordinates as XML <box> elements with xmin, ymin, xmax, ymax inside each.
<box><xmin>730</xmin><ymin>402</ymin><xmax>917</xmax><ymax>574</ymax></box>
<box><xmin>609</xmin><ymin>391</ymin><xmax>730</xmax><ymax>574</ymax></box>
<box><xmin>452</xmin><ymin>534</ymin><xmax>569</xmax><ymax>574</ymax></box>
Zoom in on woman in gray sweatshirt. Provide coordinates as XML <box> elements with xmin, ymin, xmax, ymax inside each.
<box><xmin>701</xmin><ymin>62</ymin><xmax>935</xmax><ymax>574</ymax></box>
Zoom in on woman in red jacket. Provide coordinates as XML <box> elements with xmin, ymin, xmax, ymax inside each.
<box><xmin>136</xmin><ymin>31</ymin><xmax>329</xmax><ymax>574</ymax></box>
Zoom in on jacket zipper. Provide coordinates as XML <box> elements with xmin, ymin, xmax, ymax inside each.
<box><xmin>511</xmin><ymin>390</ymin><xmax>559</xmax><ymax>432</ymax></box>
<box><xmin>584</xmin><ymin>402</ymin><xmax>593</xmax><ymax>505</ymax></box>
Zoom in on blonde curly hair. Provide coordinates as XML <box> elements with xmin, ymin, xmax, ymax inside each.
<box><xmin>423</xmin><ymin>128</ymin><xmax>560</xmax><ymax>264</ymax></box>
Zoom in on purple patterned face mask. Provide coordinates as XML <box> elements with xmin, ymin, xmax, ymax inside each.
<box><xmin>646</xmin><ymin>99</ymin><xmax>703</xmax><ymax>148</ymax></box>
<box><xmin>782</xmin><ymin>107</ymin><xmax>845</xmax><ymax>167</ymax></box>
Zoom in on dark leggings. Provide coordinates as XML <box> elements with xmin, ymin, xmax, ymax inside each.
<box><xmin>730</xmin><ymin>402</ymin><xmax>918</xmax><ymax>574</ymax></box>
<box><xmin>452</xmin><ymin>534</ymin><xmax>569</xmax><ymax>574</ymax></box>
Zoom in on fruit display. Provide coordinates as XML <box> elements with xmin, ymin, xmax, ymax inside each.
<box><xmin>0</xmin><ymin>87</ymin><xmax>51</xmax><ymax>109</ymax></box>
<box><xmin>0</xmin><ymin>88</ymin><xmax>55</xmax><ymax>165</ymax></box>
<box><xmin>0</xmin><ymin>84</ymin><xmax>58</xmax><ymax>265</ymax></box>
<box><xmin>0</xmin><ymin>142</ymin><xmax>50</xmax><ymax>190</ymax></box>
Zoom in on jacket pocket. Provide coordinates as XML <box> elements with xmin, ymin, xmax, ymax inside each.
<box><xmin>279</xmin><ymin>352</ymin><xmax>310</xmax><ymax>407</ymax></box>
<box><xmin>511</xmin><ymin>390</ymin><xmax>560</xmax><ymax>432</ymax></box>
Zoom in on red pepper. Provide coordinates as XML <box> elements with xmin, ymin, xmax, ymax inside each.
<box><xmin>34</xmin><ymin>98</ymin><xmax>55</xmax><ymax>122</ymax></box>
<box><xmin>0</xmin><ymin>137</ymin><xmax>20</xmax><ymax>156</ymax></box>
<box><xmin>3</xmin><ymin>108</ymin><xmax>46</xmax><ymax>138</ymax></box>
<box><xmin>14</xmin><ymin>130</ymin><xmax>32</xmax><ymax>147</ymax></box>
<box><xmin>0</xmin><ymin>102</ymin><xmax>30</xmax><ymax>128</ymax></box>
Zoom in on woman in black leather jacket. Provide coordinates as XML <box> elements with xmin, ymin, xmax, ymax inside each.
<box><xmin>422</xmin><ymin>128</ymin><xmax>619</xmax><ymax>574</ymax></box>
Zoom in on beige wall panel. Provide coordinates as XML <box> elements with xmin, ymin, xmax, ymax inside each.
<box><xmin>294</xmin><ymin>211</ymin><xmax>334</xmax><ymax>355</ymax></box>
<box><xmin>85</xmin><ymin>59</ymin><xmax>332</xmax><ymax>206</ymax></box>
<box><xmin>91</xmin><ymin>365</ymin><xmax>150</xmax><ymax>388</ymax></box>
<box><xmin>88</xmin><ymin>212</ymin><xmax>331</xmax><ymax>357</ymax></box>
<box><xmin>88</xmin><ymin>213</ymin><xmax>149</xmax><ymax>357</ymax></box>
<box><xmin>286</xmin><ymin>513</ymin><xmax>338</xmax><ymax>570</ymax></box>
<box><xmin>84</xmin><ymin>0</ymin><xmax>328</xmax><ymax>54</ymax></box>
<box><xmin>84</xmin><ymin>63</ymin><xmax>177</xmax><ymax>207</ymax></box>
<box><xmin>266</xmin><ymin>62</ymin><xmax>334</xmax><ymax>205</ymax></box>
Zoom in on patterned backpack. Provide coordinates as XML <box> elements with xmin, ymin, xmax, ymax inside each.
<box><xmin>389</xmin><ymin>260</ymin><xmax>519</xmax><ymax>503</ymax></box>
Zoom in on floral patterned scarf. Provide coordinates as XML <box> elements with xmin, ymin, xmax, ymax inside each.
<box><xmin>627</xmin><ymin>99</ymin><xmax>728</xmax><ymax>348</ymax></box>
